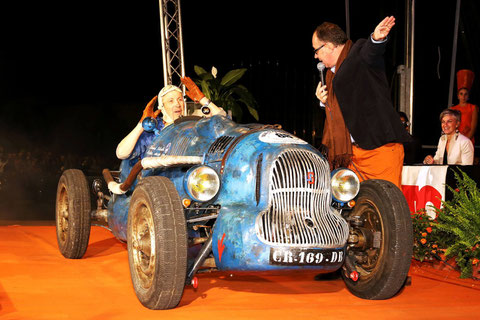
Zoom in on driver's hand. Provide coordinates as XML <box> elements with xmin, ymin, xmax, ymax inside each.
<box><xmin>140</xmin><ymin>95</ymin><xmax>161</xmax><ymax>122</ymax></box>
<box><xmin>181</xmin><ymin>77</ymin><xmax>205</xmax><ymax>103</ymax></box>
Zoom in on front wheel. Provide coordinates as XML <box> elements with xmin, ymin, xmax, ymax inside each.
<box><xmin>342</xmin><ymin>179</ymin><xmax>413</xmax><ymax>299</ymax></box>
<box><xmin>127</xmin><ymin>176</ymin><xmax>187</xmax><ymax>310</ymax></box>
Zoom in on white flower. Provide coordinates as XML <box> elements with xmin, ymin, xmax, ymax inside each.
<box><xmin>211</xmin><ymin>66</ymin><xmax>218</xmax><ymax>78</ymax></box>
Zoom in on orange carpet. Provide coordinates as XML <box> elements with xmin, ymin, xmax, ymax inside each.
<box><xmin>2</xmin><ymin>224</ymin><xmax>480</xmax><ymax>319</ymax></box>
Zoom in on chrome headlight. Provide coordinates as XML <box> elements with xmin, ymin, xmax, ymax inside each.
<box><xmin>331</xmin><ymin>169</ymin><xmax>360</xmax><ymax>203</ymax></box>
<box><xmin>184</xmin><ymin>165</ymin><xmax>220</xmax><ymax>202</ymax></box>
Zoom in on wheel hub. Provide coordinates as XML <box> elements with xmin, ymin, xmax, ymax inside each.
<box><xmin>132</xmin><ymin>204</ymin><xmax>156</xmax><ymax>289</ymax></box>
<box><xmin>346</xmin><ymin>198</ymin><xmax>384</xmax><ymax>279</ymax></box>
<box><xmin>57</xmin><ymin>186</ymin><xmax>69</xmax><ymax>244</ymax></box>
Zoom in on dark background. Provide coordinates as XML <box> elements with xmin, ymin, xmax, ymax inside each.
<box><xmin>0</xmin><ymin>0</ymin><xmax>478</xmax><ymax>220</ymax></box>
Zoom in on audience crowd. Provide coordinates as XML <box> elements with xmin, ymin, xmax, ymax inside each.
<box><xmin>0</xmin><ymin>146</ymin><xmax>118</xmax><ymax>220</ymax></box>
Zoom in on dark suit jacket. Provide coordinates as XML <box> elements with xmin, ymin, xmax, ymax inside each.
<box><xmin>333</xmin><ymin>38</ymin><xmax>411</xmax><ymax>150</ymax></box>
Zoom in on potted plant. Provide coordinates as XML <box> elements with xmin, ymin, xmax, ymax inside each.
<box><xmin>434</xmin><ymin>169</ymin><xmax>480</xmax><ymax>279</ymax></box>
<box><xmin>191</xmin><ymin>65</ymin><xmax>259</xmax><ymax>122</ymax></box>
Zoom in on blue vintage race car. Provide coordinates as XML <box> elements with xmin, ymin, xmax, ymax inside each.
<box><xmin>55</xmin><ymin>115</ymin><xmax>413</xmax><ymax>309</ymax></box>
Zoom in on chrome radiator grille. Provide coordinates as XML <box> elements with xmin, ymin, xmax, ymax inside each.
<box><xmin>255</xmin><ymin>149</ymin><xmax>349</xmax><ymax>248</ymax></box>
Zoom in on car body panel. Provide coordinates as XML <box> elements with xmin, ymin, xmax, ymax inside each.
<box><xmin>107</xmin><ymin>115</ymin><xmax>349</xmax><ymax>272</ymax></box>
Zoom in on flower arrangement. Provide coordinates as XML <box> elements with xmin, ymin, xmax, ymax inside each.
<box><xmin>411</xmin><ymin>209</ymin><xmax>441</xmax><ymax>262</ymax></box>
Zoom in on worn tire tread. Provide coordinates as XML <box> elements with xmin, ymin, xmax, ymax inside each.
<box><xmin>127</xmin><ymin>176</ymin><xmax>187</xmax><ymax>310</ymax></box>
<box><xmin>55</xmin><ymin>169</ymin><xmax>91</xmax><ymax>259</ymax></box>
<box><xmin>343</xmin><ymin>179</ymin><xmax>413</xmax><ymax>299</ymax></box>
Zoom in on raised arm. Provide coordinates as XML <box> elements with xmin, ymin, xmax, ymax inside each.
<box><xmin>372</xmin><ymin>16</ymin><xmax>395</xmax><ymax>41</ymax></box>
<box><xmin>361</xmin><ymin>16</ymin><xmax>395</xmax><ymax>66</ymax></box>
<box><xmin>181</xmin><ymin>77</ymin><xmax>226</xmax><ymax>117</ymax></box>
<box><xmin>116</xmin><ymin>96</ymin><xmax>160</xmax><ymax>159</ymax></box>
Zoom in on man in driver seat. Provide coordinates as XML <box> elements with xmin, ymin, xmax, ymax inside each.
<box><xmin>116</xmin><ymin>77</ymin><xmax>226</xmax><ymax>163</ymax></box>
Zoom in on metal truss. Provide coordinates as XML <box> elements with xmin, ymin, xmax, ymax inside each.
<box><xmin>158</xmin><ymin>0</ymin><xmax>185</xmax><ymax>88</ymax></box>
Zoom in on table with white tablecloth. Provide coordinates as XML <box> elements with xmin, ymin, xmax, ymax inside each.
<box><xmin>401</xmin><ymin>165</ymin><xmax>480</xmax><ymax>218</ymax></box>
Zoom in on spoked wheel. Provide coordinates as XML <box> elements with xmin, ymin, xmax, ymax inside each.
<box><xmin>55</xmin><ymin>169</ymin><xmax>91</xmax><ymax>259</ymax></box>
<box><xmin>127</xmin><ymin>176</ymin><xmax>187</xmax><ymax>310</ymax></box>
<box><xmin>342</xmin><ymin>179</ymin><xmax>413</xmax><ymax>299</ymax></box>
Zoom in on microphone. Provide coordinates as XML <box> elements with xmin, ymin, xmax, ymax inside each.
<box><xmin>316</xmin><ymin>62</ymin><xmax>327</xmax><ymax>108</ymax></box>
<box><xmin>317</xmin><ymin>62</ymin><xmax>325</xmax><ymax>85</ymax></box>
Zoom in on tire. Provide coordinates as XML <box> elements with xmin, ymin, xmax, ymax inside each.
<box><xmin>55</xmin><ymin>169</ymin><xmax>91</xmax><ymax>259</ymax></box>
<box><xmin>342</xmin><ymin>179</ymin><xmax>413</xmax><ymax>299</ymax></box>
<box><xmin>127</xmin><ymin>176</ymin><xmax>187</xmax><ymax>310</ymax></box>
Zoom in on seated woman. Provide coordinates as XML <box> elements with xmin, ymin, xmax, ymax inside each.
<box><xmin>424</xmin><ymin>109</ymin><xmax>474</xmax><ymax>165</ymax></box>
<box><xmin>116</xmin><ymin>77</ymin><xmax>226</xmax><ymax>162</ymax></box>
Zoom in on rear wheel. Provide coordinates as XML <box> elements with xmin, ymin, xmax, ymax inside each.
<box><xmin>127</xmin><ymin>176</ymin><xmax>187</xmax><ymax>310</ymax></box>
<box><xmin>342</xmin><ymin>179</ymin><xmax>413</xmax><ymax>299</ymax></box>
<box><xmin>55</xmin><ymin>169</ymin><xmax>91</xmax><ymax>259</ymax></box>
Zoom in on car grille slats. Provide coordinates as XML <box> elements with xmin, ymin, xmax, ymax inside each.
<box><xmin>256</xmin><ymin>149</ymin><xmax>349</xmax><ymax>248</ymax></box>
<box><xmin>169</xmin><ymin>135</ymin><xmax>193</xmax><ymax>155</ymax></box>
<box><xmin>208</xmin><ymin>136</ymin><xmax>235</xmax><ymax>154</ymax></box>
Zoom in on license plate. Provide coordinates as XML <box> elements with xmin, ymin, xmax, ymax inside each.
<box><xmin>269</xmin><ymin>247</ymin><xmax>344</xmax><ymax>266</ymax></box>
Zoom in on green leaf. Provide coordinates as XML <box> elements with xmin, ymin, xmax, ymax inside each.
<box><xmin>220</xmin><ymin>69</ymin><xmax>247</xmax><ymax>86</ymax></box>
<box><xmin>247</xmin><ymin>105</ymin><xmax>259</xmax><ymax>121</ymax></box>
<box><xmin>194</xmin><ymin>65</ymin><xmax>213</xmax><ymax>81</ymax></box>
<box><xmin>226</xmin><ymin>101</ymin><xmax>243</xmax><ymax>121</ymax></box>
<box><xmin>194</xmin><ymin>65</ymin><xmax>208</xmax><ymax>77</ymax></box>
<box><xmin>200</xmin><ymin>80</ymin><xmax>211</xmax><ymax>100</ymax></box>
<box><xmin>233</xmin><ymin>86</ymin><xmax>257</xmax><ymax>108</ymax></box>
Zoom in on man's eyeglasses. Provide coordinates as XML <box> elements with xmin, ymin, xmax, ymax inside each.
<box><xmin>401</xmin><ymin>120</ymin><xmax>410</xmax><ymax>128</ymax></box>
<box><xmin>314</xmin><ymin>43</ymin><xmax>326</xmax><ymax>55</ymax></box>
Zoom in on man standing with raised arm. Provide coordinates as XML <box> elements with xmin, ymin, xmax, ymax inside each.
<box><xmin>313</xmin><ymin>16</ymin><xmax>410</xmax><ymax>189</ymax></box>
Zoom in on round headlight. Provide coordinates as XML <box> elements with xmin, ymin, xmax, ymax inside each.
<box><xmin>185</xmin><ymin>166</ymin><xmax>220</xmax><ymax>202</ymax></box>
<box><xmin>331</xmin><ymin>169</ymin><xmax>360</xmax><ymax>203</ymax></box>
